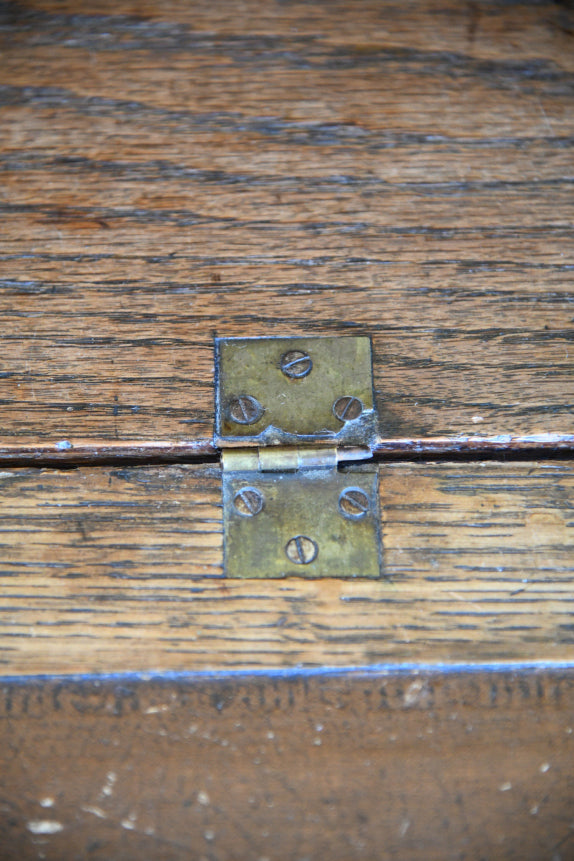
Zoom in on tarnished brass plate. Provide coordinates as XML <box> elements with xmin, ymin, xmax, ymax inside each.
<box><xmin>223</xmin><ymin>467</ymin><xmax>381</xmax><ymax>579</ymax></box>
<box><xmin>215</xmin><ymin>336</ymin><xmax>376</xmax><ymax>447</ymax></box>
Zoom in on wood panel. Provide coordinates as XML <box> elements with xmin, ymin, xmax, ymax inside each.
<box><xmin>1</xmin><ymin>669</ymin><xmax>573</xmax><ymax>860</ymax></box>
<box><xmin>0</xmin><ymin>0</ymin><xmax>573</xmax><ymax>460</ymax></box>
<box><xmin>0</xmin><ymin>460</ymin><xmax>571</xmax><ymax>676</ymax></box>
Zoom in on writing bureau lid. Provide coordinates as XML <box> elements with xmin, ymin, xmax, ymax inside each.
<box><xmin>0</xmin><ymin>1</ymin><xmax>572</xmax><ymax>463</ymax></box>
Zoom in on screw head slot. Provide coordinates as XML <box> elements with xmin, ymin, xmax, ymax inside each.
<box><xmin>285</xmin><ymin>535</ymin><xmax>318</xmax><ymax>565</ymax></box>
<box><xmin>339</xmin><ymin>487</ymin><xmax>370</xmax><ymax>520</ymax></box>
<box><xmin>228</xmin><ymin>395</ymin><xmax>264</xmax><ymax>425</ymax></box>
<box><xmin>280</xmin><ymin>350</ymin><xmax>313</xmax><ymax>379</ymax></box>
<box><xmin>233</xmin><ymin>487</ymin><xmax>265</xmax><ymax>517</ymax></box>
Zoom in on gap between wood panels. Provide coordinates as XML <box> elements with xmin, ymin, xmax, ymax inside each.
<box><xmin>0</xmin><ymin>443</ymin><xmax>573</xmax><ymax>469</ymax></box>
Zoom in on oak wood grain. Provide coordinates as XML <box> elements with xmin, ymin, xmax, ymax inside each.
<box><xmin>0</xmin><ymin>460</ymin><xmax>572</xmax><ymax>676</ymax></box>
<box><xmin>1</xmin><ymin>5</ymin><xmax>572</xmax><ymax>856</ymax></box>
<box><xmin>1</xmin><ymin>669</ymin><xmax>573</xmax><ymax>860</ymax></box>
<box><xmin>0</xmin><ymin>0</ymin><xmax>572</xmax><ymax>460</ymax></box>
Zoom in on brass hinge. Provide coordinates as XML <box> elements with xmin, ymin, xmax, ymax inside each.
<box><xmin>215</xmin><ymin>336</ymin><xmax>382</xmax><ymax>579</ymax></box>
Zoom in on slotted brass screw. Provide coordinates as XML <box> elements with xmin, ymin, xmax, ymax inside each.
<box><xmin>228</xmin><ymin>395</ymin><xmax>264</xmax><ymax>425</ymax></box>
<box><xmin>285</xmin><ymin>535</ymin><xmax>318</xmax><ymax>565</ymax></box>
<box><xmin>339</xmin><ymin>488</ymin><xmax>370</xmax><ymax>520</ymax></box>
<box><xmin>333</xmin><ymin>395</ymin><xmax>363</xmax><ymax>422</ymax></box>
<box><xmin>233</xmin><ymin>487</ymin><xmax>264</xmax><ymax>517</ymax></box>
<box><xmin>280</xmin><ymin>350</ymin><xmax>313</xmax><ymax>379</ymax></box>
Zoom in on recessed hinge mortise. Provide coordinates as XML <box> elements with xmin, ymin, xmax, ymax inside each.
<box><xmin>215</xmin><ymin>336</ymin><xmax>383</xmax><ymax>579</ymax></box>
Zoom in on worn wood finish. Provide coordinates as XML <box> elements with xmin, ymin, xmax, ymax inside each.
<box><xmin>1</xmin><ymin>669</ymin><xmax>573</xmax><ymax>860</ymax></box>
<box><xmin>1</xmin><ymin>4</ymin><xmax>573</xmax><ymax>855</ymax></box>
<box><xmin>0</xmin><ymin>0</ymin><xmax>573</xmax><ymax>460</ymax></box>
<box><xmin>0</xmin><ymin>460</ymin><xmax>571</xmax><ymax>676</ymax></box>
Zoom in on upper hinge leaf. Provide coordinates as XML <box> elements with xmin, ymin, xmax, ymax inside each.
<box><xmin>215</xmin><ymin>335</ymin><xmax>377</xmax><ymax>451</ymax></box>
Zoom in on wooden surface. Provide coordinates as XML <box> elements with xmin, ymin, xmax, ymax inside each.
<box><xmin>1</xmin><ymin>669</ymin><xmax>573</xmax><ymax>860</ymax></box>
<box><xmin>1</xmin><ymin>4</ymin><xmax>573</xmax><ymax>857</ymax></box>
<box><xmin>0</xmin><ymin>0</ymin><xmax>573</xmax><ymax>460</ymax></box>
<box><xmin>0</xmin><ymin>460</ymin><xmax>571</xmax><ymax>676</ymax></box>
